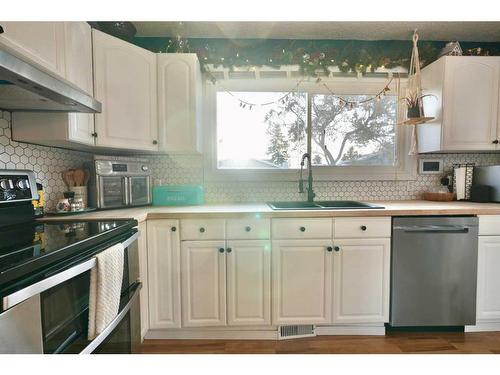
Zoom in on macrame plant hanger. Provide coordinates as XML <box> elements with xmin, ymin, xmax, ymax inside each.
<box><xmin>399</xmin><ymin>30</ymin><xmax>434</xmax><ymax>155</ymax></box>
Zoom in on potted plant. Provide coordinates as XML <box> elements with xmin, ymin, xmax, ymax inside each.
<box><xmin>402</xmin><ymin>92</ymin><xmax>436</xmax><ymax>119</ymax></box>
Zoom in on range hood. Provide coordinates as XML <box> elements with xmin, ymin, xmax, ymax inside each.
<box><xmin>0</xmin><ymin>49</ymin><xmax>101</xmax><ymax>113</ymax></box>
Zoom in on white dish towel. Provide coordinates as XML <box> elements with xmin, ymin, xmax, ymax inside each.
<box><xmin>87</xmin><ymin>242</ymin><xmax>125</xmax><ymax>340</ymax></box>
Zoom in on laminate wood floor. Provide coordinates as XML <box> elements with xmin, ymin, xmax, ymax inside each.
<box><xmin>140</xmin><ymin>331</ymin><xmax>500</xmax><ymax>354</ymax></box>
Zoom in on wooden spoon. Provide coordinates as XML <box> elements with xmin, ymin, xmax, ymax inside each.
<box><xmin>66</xmin><ymin>170</ymin><xmax>75</xmax><ymax>188</ymax></box>
<box><xmin>62</xmin><ymin>171</ymin><xmax>70</xmax><ymax>190</ymax></box>
<box><xmin>74</xmin><ymin>169</ymin><xmax>85</xmax><ymax>187</ymax></box>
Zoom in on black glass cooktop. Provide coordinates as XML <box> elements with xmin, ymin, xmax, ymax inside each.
<box><xmin>0</xmin><ymin>219</ymin><xmax>136</xmax><ymax>287</ymax></box>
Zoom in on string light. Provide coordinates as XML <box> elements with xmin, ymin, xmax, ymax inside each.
<box><xmin>204</xmin><ymin>68</ymin><xmax>392</xmax><ymax>111</ymax></box>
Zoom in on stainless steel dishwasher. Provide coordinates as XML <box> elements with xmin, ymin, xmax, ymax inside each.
<box><xmin>390</xmin><ymin>216</ymin><xmax>478</xmax><ymax>327</ymax></box>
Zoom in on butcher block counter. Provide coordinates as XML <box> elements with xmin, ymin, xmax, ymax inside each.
<box><xmin>40</xmin><ymin>200</ymin><xmax>500</xmax><ymax>223</ymax></box>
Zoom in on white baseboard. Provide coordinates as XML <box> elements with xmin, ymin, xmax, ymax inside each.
<box><xmin>146</xmin><ymin>329</ymin><xmax>278</xmax><ymax>340</ymax></box>
<box><xmin>145</xmin><ymin>324</ymin><xmax>386</xmax><ymax>340</ymax></box>
<box><xmin>465</xmin><ymin>322</ymin><xmax>500</xmax><ymax>332</ymax></box>
<box><xmin>316</xmin><ymin>325</ymin><xmax>386</xmax><ymax>336</ymax></box>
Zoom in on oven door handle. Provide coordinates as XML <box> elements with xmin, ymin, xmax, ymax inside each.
<box><xmin>79</xmin><ymin>281</ymin><xmax>142</xmax><ymax>354</ymax></box>
<box><xmin>2</xmin><ymin>232</ymin><xmax>139</xmax><ymax>310</ymax></box>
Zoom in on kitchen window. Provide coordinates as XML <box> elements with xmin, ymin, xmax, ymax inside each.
<box><xmin>205</xmin><ymin>78</ymin><xmax>415</xmax><ymax>181</ymax></box>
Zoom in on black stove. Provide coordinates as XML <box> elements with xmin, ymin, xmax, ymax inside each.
<box><xmin>0</xmin><ymin>169</ymin><xmax>137</xmax><ymax>294</ymax></box>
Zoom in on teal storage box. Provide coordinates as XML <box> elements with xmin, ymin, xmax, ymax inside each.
<box><xmin>153</xmin><ymin>185</ymin><xmax>205</xmax><ymax>206</ymax></box>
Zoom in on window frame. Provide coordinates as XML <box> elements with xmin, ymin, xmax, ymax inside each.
<box><xmin>203</xmin><ymin>77</ymin><xmax>416</xmax><ymax>182</ymax></box>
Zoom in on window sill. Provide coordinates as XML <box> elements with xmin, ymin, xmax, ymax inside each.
<box><xmin>203</xmin><ymin>163</ymin><xmax>417</xmax><ymax>182</ymax></box>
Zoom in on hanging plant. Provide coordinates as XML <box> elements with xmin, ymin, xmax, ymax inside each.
<box><xmin>402</xmin><ymin>93</ymin><xmax>437</xmax><ymax>118</ymax></box>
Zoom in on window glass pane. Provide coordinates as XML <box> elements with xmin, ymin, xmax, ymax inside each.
<box><xmin>217</xmin><ymin>91</ymin><xmax>306</xmax><ymax>169</ymax></box>
<box><xmin>311</xmin><ymin>94</ymin><xmax>397</xmax><ymax>166</ymax></box>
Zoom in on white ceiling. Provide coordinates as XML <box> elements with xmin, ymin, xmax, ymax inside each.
<box><xmin>133</xmin><ymin>21</ymin><xmax>500</xmax><ymax>42</ymax></box>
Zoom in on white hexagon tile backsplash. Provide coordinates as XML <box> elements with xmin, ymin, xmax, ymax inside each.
<box><xmin>3</xmin><ymin>109</ymin><xmax>500</xmax><ymax>207</ymax></box>
<box><xmin>0</xmin><ymin>111</ymin><xmax>93</xmax><ymax>209</ymax></box>
<box><xmin>147</xmin><ymin>152</ymin><xmax>500</xmax><ymax>203</ymax></box>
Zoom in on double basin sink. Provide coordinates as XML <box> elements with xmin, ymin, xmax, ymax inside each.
<box><xmin>268</xmin><ymin>200</ymin><xmax>384</xmax><ymax>210</ymax></box>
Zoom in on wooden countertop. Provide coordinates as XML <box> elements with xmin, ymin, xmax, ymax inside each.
<box><xmin>39</xmin><ymin>200</ymin><xmax>500</xmax><ymax>223</ymax></box>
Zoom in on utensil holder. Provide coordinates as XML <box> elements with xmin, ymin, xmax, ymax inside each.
<box><xmin>452</xmin><ymin>163</ymin><xmax>474</xmax><ymax>200</ymax></box>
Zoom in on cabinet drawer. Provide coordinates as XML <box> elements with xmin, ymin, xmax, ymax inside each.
<box><xmin>479</xmin><ymin>215</ymin><xmax>500</xmax><ymax>236</ymax></box>
<box><xmin>334</xmin><ymin>217</ymin><xmax>391</xmax><ymax>238</ymax></box>
<box><xmin>272</xmin><ymin>218</ymin><xmax>332</xmax><ymax>239</ymax></box>
<box><xmin>180</xmin><ymin>219</ymin><xmax>225</xmax><ymax>240</ymax></box>
<box><xmin>226</xmin><ymin>218</ymin><xmax>271</xmax><ymax>240</ymax></box>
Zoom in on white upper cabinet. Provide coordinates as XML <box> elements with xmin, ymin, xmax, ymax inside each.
<box><xmin>63</xmin><ymin>22</ymin><xmax>93</xmax><ymax>95</ymax></box>
<box><xmin>419</xmin><ymin>56</ymin><xmax>500</xmax><ymax>152</ymax></box>
<box><xmin>64</xmin><ymin>22</ymin><xmax>95</xmax><ymax>146</ymax></box>
<box><xmin>157</xmin><ymin>53</ymin><xmax>203</xmax><ymax>153</ymax></box>
<box><xmin>92</xmin><ymin>29</ymin><xmax>158</xmax><ymax>151</ymax></box>
<box><xmin>0</xmin><ymin>21</ymin><xmax>65</xmax><ymax>76</ymax></box>
<box><xmin>10</xmin><ymin>22</ymin><xmax>95</xmax><ymax>148</ymax></box>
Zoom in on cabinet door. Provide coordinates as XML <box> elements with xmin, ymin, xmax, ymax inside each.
<box><xmin>181</xmin><ymin>240</ymin><xmax>226</xmax><ymax>327</ymax></box>
<box><xmin>477</xmin><ymin>236</ymin><xmax>500</xmax><ymax>321</ymax></box>
<box><xmin>272</xmin><ymin>240</ymin><xmax>333</xmax><ymax>325</ymax></box>
<box><xmin>92</xmin><ymin>29</ymin><xmax>158</xmax><ymax>151</ymax></box>
<box><xmin>147</xmin><ymin>220</ymin><xmax>181</xmax><ymax>329</ymax></box>
<box><xmin>157</xmin><ymin>53</ymin><xmax>202</xmax><ymax>153</ymax></box>
<box><xmin>226</xmin><ymin>240</ymin><xmax>271</xmax><ymax>326</ymax></box>
<box><xmin>0</xmin><ymin>21</ymin><xmax>65</xmax><ymax>76</ymax></box>
<box><xmin>332</xmin><ymin>238</ymin><xmax>390</xmax><ymax>324</ymax></box>
<box><xmin>137</xmin><ymin>222</ymin><xmax>149</xmax><ymax>338</ymax></box>
<box><xmin>442</xmin><ymin>57</ymin><xmax>499</xmax><ymax>150</ymax></box>
<box><xmin>63</xmin><ymin>22</ymin><xmax>93</xmax><ymax>94</ymax></box>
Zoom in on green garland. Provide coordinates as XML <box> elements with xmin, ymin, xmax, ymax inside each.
<box><xmin>132</xmin><ymin>37</ymin><xmax>500</xmax><ymax>76</ymax></box>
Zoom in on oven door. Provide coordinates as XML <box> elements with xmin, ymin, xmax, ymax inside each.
<box><xmin>0</xmin><ymin>232</ymin><xmax>140</xmax><ymax>354</ymax></box>
<box><xmin>128</xmin><ymin>176</ymin><xmax>151</xmax><ymax>206</ymax></box>
<box><xmin>98</xmin><ymin>176</ymin><xmax>128</xmax><ymax>208</ymax></box>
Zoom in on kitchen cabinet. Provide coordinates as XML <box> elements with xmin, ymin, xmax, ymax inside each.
<box><xmin>137</xmin><ymin>222</ymin><xmax>149</xmax><ymax>338</ymax></box>
<box><xmin>157</xmin><ymin>53</ymin><xmax>203</xmax><ymax>153</ymax></box>
<box><xmin>92</xmin><ymin>29</ymin><xmax>158</xmax><ymax>151</ymax></box>
<box><xmin>226</xmin><ymin>240</ymin><xmax>271</xmax><ymax>326</ymax></box>
<box><xmin>63</xmin><ymin>22</ymin><xmax>95</xmax><ymax>146</ymax></box>
<box><xmin>181</xmin><ymin>240</ymin><xmax>226</xmax><ymax>327</ymax></box>
<box><xmin>332</xmin><ymin>238</ymin><xmax>391</xmax><ymax>324</ymax></box>
<box><xmin>272</xmin><ymin>239</ymin><xmax>333</xmax><ymax>325</ymax></box>
<box><xmin>0</xmin><ymin>21</ymin><xmax>65</xmax><ymax>76</ymax></box>
<box><xmin>147</xmin><ymin>220</ymin><xmax>181</xmax><ymax>329</ymax></box>
<box><xmin>11</xmin><ymin>22</ymin><xmax>95</xmax><ymax>148</ymax></box>
<box><xmin>179</xmin><ymin>219</ymin><xmax>271</xmax><ymax>327</ymax></box>
<box><xmin>476</xmin><ymin>236</ymin><xmax>500</xmax><ymax>321</ymax></box>
<box><xmin>418</xmin><ymin>56</ymin><xmax>500</xmax><ymax>152</ymax></box>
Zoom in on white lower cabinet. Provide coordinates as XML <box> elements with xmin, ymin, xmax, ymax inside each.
<box><xmin>272</xmin><ymin>239</ymin><xmax>333</xmax><ymax>325</ymax></box>
<box><xmin>145</xmin><ymin>216</ymin><xmax>393</xmax><ymax>337</ymax></box>
<box><xmin>332</xmin><ymin>238</ymin><xmax>391</xmax><ymax>324</ymax></box>
<box><xmin>181</xmin><ymin>239</ymin><xmax>272</xmax><ymax>328</ymax></box>
<box><xmin>147</xmin><ymin>220</ymin><xmax>181</xmax><ymax>329</ymax></box>
<box><xmin>137</xmin><ymin>222</ymin><xmax>149</xmax><ymax>338</ymax></box>
<box><xmin>226</xmin><ymin>240</ymin><xmax>271</xmax><ymax>326</ymax></box>
<box><xmin>181</xmin><ymin>240</ymin><xmax>227</xmax><ymax>327</ymax></box>
<box><xmin>476</xmin><ymin>236</ymin><xmax>500</xmax><ymax>321</ymax></box>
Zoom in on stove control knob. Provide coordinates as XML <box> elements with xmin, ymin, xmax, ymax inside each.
<box><xmin>141</xmin><ymin>165</ymin><xmax>149</xmax><ymax>172</ymax></box>
<box><xmin>16</xmin><ymin>179</ymin><xmax>29</xmax><ymax>190</ymax></box>
<box><xmin>0</xmin><ymin>179</ymin><xmax>13</xmax><ymax>190</ymax></box>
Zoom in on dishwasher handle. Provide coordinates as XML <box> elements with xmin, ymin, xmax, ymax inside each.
<box><xmin>394</xmin><ymin>225</ymin><xmax>471</xmax><ymax>233</ymax></box>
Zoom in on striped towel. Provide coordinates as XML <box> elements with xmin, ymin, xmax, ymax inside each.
<box><xmin>87</xmin><ymin>243</ymin><xmax>124</xmax><ymax>341</ymax></box>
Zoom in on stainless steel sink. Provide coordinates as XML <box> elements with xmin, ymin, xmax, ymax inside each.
<box><xmin>268</xmin><ymin>200</ymin><xmax>384</xmax><ymax>210</ymax></box>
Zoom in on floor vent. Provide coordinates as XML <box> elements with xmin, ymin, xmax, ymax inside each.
<box><xmin>278</xmin><ymin>325</ymin><xmax>316</xmax><ymax>340</ymax></box>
